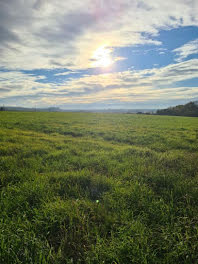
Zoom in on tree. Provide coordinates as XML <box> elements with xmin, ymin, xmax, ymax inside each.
<box><xmin>156</xmin><ymin>101</ymin><xmax>198</xmax><ymax>117</ymax></box>
<box><xmin>0</xmin><ymin>106</ymin><xmax>5</xmax><ymax>111</ymax></box>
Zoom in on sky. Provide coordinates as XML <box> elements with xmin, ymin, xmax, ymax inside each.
<box><xmin>0</xmin><ymin>0</ymin><xmax>198</xmax><ymax>109</ymax></box>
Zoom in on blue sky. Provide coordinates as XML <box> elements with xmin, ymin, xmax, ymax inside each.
<box><xmin>0</xmin><ymin>0</ymin><xmax>198</xmax><ymax>109</ymax></box>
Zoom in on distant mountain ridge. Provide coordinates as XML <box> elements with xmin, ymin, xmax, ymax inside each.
<box><xmin>0</xmin><ymin>106</ymin><xmax>156</xmax><ymax>113</ymax></box>
<box><xmin>0</xmin><ymin>106</ymin><xmax>61</xmax><ymax>112</ymax></box>
<box><xmin>156</xmin><ymin>101</ymin><xmax>198</xmax><ymax>117</ymax></box>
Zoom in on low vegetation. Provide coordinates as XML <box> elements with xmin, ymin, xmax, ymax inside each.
<box><xmin>0</xmin><ymin>112</ymin><xmax>198</xmax><ymax>263</ymax></box>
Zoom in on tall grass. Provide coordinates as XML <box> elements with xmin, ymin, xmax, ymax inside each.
<box><xmin>0</xmin><ymin>112</ymin><xmax>197</xmax><ymax>263</ymax></box>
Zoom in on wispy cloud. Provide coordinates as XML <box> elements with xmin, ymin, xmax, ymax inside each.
<box><xmin>173</xmin><ymin>39</ymin><xmax>198</xmax><ymax>62</ymax></box>
<box><xmin>1</xmin><ymin>59</ymin><xmax>198</xmax><ymax>107</ymax></box>
<box><xmin>0</xmin><ymin>0</ymin><xmax>198</xmax><ymax>70</ymax></box>
<box><xmin>54</xmin><ymin>71</ymin><xmax>80</xmax><ymax>77</ymax></box>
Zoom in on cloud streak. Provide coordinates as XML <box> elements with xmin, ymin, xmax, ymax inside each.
<box><xmin>173</xmin><ymin>39</ymin><xmax>198</xmax><ymax>62</ymax></box>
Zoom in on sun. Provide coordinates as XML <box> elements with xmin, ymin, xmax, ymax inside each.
<box><xmin>91</xmin><ymin>46</ymin><xmax>113</xmax><ymax>68</ymax></box>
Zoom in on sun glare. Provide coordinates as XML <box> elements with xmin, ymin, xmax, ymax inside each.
<box><xmin>91</xmin><ymin>46</ymin><xmax>113</xmax><ymax>68</ymax></box>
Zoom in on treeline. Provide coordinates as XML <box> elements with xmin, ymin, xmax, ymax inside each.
<box><xmin>156</xmin><ymin>101</ymin><xmax>198</xmax><ymax>117</ymax></box>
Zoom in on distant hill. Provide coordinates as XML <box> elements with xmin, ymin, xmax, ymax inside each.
<box><xmin>0</xmin><ymin>107</ymin><xmax>156</xmax><ymax>113</ymax></box>
<box><xmin>156</xmin><ymin>101</ymin><xmax>198</xmax><ymax>117</ymax></box>
<box><xmin>0</xmin><ymin>106</ymin><xmax>61</xmax><ymax>112</ymax></box>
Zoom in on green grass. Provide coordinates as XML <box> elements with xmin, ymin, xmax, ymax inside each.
<box><xmin>0</xmin><ymin>111</ymin><xmax>198</xmax><ymax>264</ymax></box>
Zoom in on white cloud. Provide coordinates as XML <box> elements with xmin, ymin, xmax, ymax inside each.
<box><xmin>0</xmin><ymin>0</ymin><xmax>198</xmax><ymax>70</ymax></box>
<box><xmin>54</xmin><ymin>71</ymin><xmax>80</xmax><ymax>76</ymax></box>
<box><xmin>1</xmin><ymin>0</ymin><xmax>198</xmax><ymax>107</ymax></box>
<box><xmin>1</xmin><ymin>59</ymin><xmax>198</xmax><ymax>107</ymax></box>
<box><xmin>0</xmin><ymin>71</ymin><xmax>50</xmax><ymax>99</ymax></box>
<box><xmin>173</xmin><ymin>39</ymin><xmax>198</xmax><ymax>62</ymax></box>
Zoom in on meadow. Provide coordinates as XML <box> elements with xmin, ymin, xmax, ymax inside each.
<box><xmin>0</xmin><ymin>111</ymin><xmax>198</xmax><ymax>264</ymax></box>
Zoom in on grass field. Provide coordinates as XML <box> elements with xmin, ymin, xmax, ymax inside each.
<box><xmin>0</xmin><ymin>111</ymin><xmax>198</xmax><ymax>264</ymax></box>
